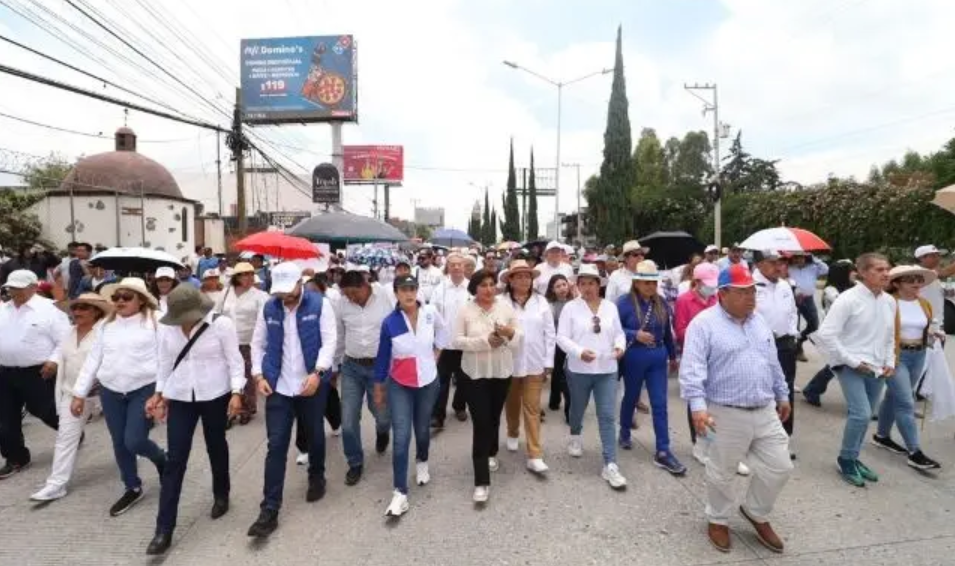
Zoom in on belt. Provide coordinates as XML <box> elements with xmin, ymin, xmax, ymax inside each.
<box><xmin>722</xmin><ymin>404</ymin><xmax>767</xmax><ymax>411</ymax></box>
<box><xmin>0</xmin><ymin>364</ymin><xmax>44</xmax><ymax>371</ymax></box>
<box><xmin>345</xmin><ymin>356</ymin><xmax>376</xmax><ymax>367</ymax></box>
<box><xmin>899</xmin><ymin>342</ymin><xmax>925</xmax><ymax>351</ymax></box>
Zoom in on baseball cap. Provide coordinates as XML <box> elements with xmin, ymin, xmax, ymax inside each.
<box><xmin>393</xmin><ymin>275</ymin><xmax>419</xmax><ymax>290</ymax></box>
<box><xmin>718</xmin><ymin>264</ymin><xmax>756</xmax><ymax>289</ymax></box>
<box><xmin>269</xmin><ymin>262</ymin><xmax>303</xmax><ymax>295</ymax></box>
<box><xmin>2</xmin><ymin>269</ymin><xmax>38</xmax><ymax>289</ymax></box>
<box><xmin>915</xmin><ymin>245</ymin><xmax>948</xmax><ymax>259</ymax></box>
<box><xmin>704</xmin><ymin>244</ymin><xmax>719</xmax><ymax>254</ymax></box>
<box><xmin>155</xmin><ymin>266</ymin><xmax>176</xmax><ymax>280</ymax></box>
<box><xmin>693</xmin><ymin>263</ymin><xmax>719</xmax><ymax>287</ymax></box>
<box><xmin>544</xmin><ymin>241</ymin><xmax>562</xmax><ymax>253</ymax></box>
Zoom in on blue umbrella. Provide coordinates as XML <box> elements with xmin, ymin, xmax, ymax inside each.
<box><xmin>429</xmin><ymin>228</ymin><xmax>473</xmax><ymax>248</ymax></box>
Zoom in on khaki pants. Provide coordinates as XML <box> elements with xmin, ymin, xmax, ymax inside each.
<box><xmin>505</xmin><ymin>374</ymin><xmax>544</xmax><ymax>458</ymax></box>
<box><xmin>705</xmin><ymin>404</ymin><xmax>793</xmax><ymax>525</ymax></box>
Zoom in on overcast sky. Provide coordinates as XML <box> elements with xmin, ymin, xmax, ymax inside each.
<box><xmin>1</xmin><ymin>0</ymin><xmax>954</xmax><ymax>230</ymax></box>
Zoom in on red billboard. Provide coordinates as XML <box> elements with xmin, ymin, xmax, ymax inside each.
<box><xmin>342</xmin><ymin>145</ymin><xmax>404</xmax><ymax>184</ymax></box>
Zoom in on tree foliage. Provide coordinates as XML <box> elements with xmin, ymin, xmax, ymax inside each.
<box><xmin>527</xmin><ymin>148</ymin><xmax>539</xmax><ymax>240</ymax></box>
<box><xmin>481</xmin><ymin>188</ymin><xmax>493</xmax><ymax>246</ymax></box>
<box><xmin>0</xmin><ymin>189</ymin><xmax>46</xmax><ymax>252</ymax></box>
<box><xmin>501</xmin><ymin>139</ymin><xmax>521</xmax><ymax>241</ymax></box>
<box><xmin>721</xmin><ymin>131</ymin><xmax>782</xmax><ymax>194</ymax></box>
<box><xmin>489</xmin><ymin>208</ymin><xmax>498</xmax><ymax>243</ymax></box>
<box><xmin>23</xmin><ymin>154</ymin><xmax>73</xmax><ymax>191</ymax></box>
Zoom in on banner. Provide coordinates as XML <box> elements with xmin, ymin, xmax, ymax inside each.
<box><xmin>312</xmin><ymin>163</ymin><xmax>341</xmax><ymax>204</ymax></box>
<box><xmin>343</xmin><ymin>145</ymin><xmax>404</xmax><ymax>184</ymax></box>
<box><xmin>240</xmin><ymin>35</ymin><xmax>357</xmax><ymax>124</ymax></box>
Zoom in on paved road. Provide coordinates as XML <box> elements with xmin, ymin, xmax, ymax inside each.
<box><xmin>2</xmin><ymin>344</ymin><xmax>954</xmax><ymax>566</ymax></box>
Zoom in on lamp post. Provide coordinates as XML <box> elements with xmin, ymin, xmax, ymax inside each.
<box><xmin>503</xmin><ymin>61</ymin><xmax>610</xmax><ymax>242</ymax></box>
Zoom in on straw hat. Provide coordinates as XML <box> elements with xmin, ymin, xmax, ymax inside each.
<box><xmin>232</xmin><ymin>262</ymin><xmax>255</xmax><ymax>275</ymax></box>
<box><xmin>622</xmin><ymin>240</ymin><xmax>650</xmax><ymax>255</ymax></box>
<box><xmin>100</xmin><ymin>277</ymin><xmax>159</xmax><ymax>309</ymax></box>
<box><xmin>159</xmin><ymin>283</ymin><xmax>214</xmax><ymax>326</ymax></box>
<box><xmin>888</xmin><ymin>265</ymin><xmax>937</xmax><ymax>285</ymax></box>
<box><xmin>632</xmin><ymin>259</ymin><xmax>663</xmax><ymax>281</ymax></box>
<box><xmin>57</xmin><ymin>292</ymin><xmax>113</xmax><ymax>317</ymax></box>
<box><xmin>576</xmin><ymin>263</ymin><xmax>604</xmax><ymax>284</ymax></box>
<box><xmin>500</xmin><ymin>259</ymin><xmax>540</xmax><ymax>285</ymax></box>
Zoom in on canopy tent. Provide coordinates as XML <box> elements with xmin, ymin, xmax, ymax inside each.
<box><xmin>287</xmin><ymin>210</ymin><xmax>409</xmax><ymax>245</ymax></box>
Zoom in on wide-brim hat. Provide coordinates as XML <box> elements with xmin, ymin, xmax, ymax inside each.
<box><xmin>888</xmin><ymin>265</ymin><xmax>937</xmax><ymax>286</ymax></box>
<box><xmin>622</xmin><ymin>240</ymin><xmax>650</xmax><ymax>255</ymax></box>
<box><xmin>576</xmin><ymin>263</ymin><xmax>604</xmax><ymax>284</ymax></box>
<box><xmin>500</xmin><ymin>260</ymin><xmax>540</xmax><ymax>284</ymax></box>
<box><xmin>232</xmin><ymin>262</ymin><xmax>255</xmax><ymax>275</ymax></box>
<box><xmin>100</xmin><ymin>277</ymin><xmax>159</xmax><ymax>309</ymax></box>
<box><xmin>159</xmin><ymin>283</ymin><xmax>214</xmax><ymax>326</ymax></box>
<box><xmin>632</xmin><ymin>259</ymin><xmax>662</xmax><ymax>281</ymax></box>
<box><xmin>57</xmin><ymin>292</ymin><xmax>113</xmax><ymax>317</ymax></box>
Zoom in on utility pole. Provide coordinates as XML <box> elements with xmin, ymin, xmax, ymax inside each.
<box><xmin>520</xmin><ymin>168</ymin><xmax>527</xmax><ymax>240</ymax></box>
<box><xmin>215</xmin><ymin>130</ymin><xmax>223</xmax><ymax>216</ymax></box>
<box><xmin>233</xmin><ymin>87</ymin><xmax>247</xmax><ymax>234</ymax></box>
<box><xmin>384</xmin><ymin>185</ymin><xmax>390</xmax><ymax>222</ymax></box>
<box><xmin>561</xmin><ymin>162</ymin><xmax>581</xmax><ymax>245</ymax></box>
<box><xmin>684</xmin><ymin>82</ymin><xmax>726</xmax><ymax>248</ymax></box>
<box><xmin>373</xmin><ymin>183</ymin><xmax>379</xmax><ymax>218</ymax></box>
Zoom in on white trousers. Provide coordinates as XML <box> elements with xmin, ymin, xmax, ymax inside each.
<box><xmin>43</xmin><ymin>398</ymin><xmax>91</xmax><ymax>489</ymax></box>
<box><xmin>705</xmin><ymin>404</ymin><xmax>793</xmax><ymax>525</ymax></box>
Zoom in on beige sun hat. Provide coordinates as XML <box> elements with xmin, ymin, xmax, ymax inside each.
<box><xmin>499</xmin><ymin>259</ymin><xmax>540</xmax><ymax>285</ymax></box>
<box><xmin>57</xmin><ymin>292</ymin><xmax>113</xmax><ymax>317</ymax></box>
<box><xmin>100</xmin><ymin>277</ymin><xmax>159</xmax><ymax>309</ymax></box>
<box><xmin>888</xmin><ymin>265</ymin><xmax>937</xmax><ymax>286</ymax></box>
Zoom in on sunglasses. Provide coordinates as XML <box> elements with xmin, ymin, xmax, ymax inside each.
<box><xmin>111</xmin><ymin>292</ymin><xmax>137</xmax><ymax>303</ymax></box>
<box><xmin>898</xmin><ymin>276</ymin><xmax>925</xmax><ymax>284</ymax></box>
<box><xmin>592</xmin><ymin>315</ymin><xmax>601</xmax><ymax>334</ymax></box>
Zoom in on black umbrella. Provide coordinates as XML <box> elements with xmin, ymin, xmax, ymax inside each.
<box><xmin>637</xmin><ymin>231</ymin><xmax>705</xmax><ymax>269</ymax></box>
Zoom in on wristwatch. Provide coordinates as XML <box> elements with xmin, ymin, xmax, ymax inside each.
<box><xmin>231</xmin><ymin>389</ymin><xmax>243</xmax><ymax>396</ymax></box>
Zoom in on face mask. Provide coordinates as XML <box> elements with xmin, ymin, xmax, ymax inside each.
<box><xmin>698</xmin><ymin>285</ymin><xmax>717</xmax><ymax>298</ymax></box>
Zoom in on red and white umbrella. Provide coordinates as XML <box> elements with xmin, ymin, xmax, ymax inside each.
<box><xmin>738</xmin><ymin>227</ymin><xmax>830</xmax><ymax>253</ymax></box>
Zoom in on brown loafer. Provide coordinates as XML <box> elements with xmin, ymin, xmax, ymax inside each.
<box><xmin>739</xmin><ymin>506</ymin><xmax>784</xmax><ymax>553</ymax></box>
<box><xmin>708</xmin><ymin>523</ymin><xmax>731</xmax><ymax>553</ymax></box>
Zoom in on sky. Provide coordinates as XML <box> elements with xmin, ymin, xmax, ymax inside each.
<box><xmin>1</xmin><ymin>0</ymin><xmax>954</xmax><ymax>232</ymax></box>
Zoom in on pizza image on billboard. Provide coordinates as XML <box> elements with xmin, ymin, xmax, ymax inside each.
<box><xmin>343</xmin><ymin>145</ymin><xmax>404</xmax><ymax>184</ymax></box>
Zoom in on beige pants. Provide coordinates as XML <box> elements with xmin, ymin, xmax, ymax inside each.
<box><xmin>505</xmin><ymin>374</ymin><xmax>544</xmax><ymax>458</ymax></box>
<box><xmin>705</xmin><ymin>404</ymin><xmax>793</xmax><ymax>525</ymax></box>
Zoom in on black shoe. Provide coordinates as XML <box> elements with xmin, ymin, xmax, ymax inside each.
<box><xmin>345</xmin><ymin>465</ymin><xmax>363</xmax><ymax>486</ymax></box>
<box><xmin>802</xmin><ymin>392</ymin><xmax>821</xmax><ymax>407</ymax></box>
<box><xmin>907</xmin><ymin>450</ymin><xmax>941</xmax><ymax>470</ymax></box>
<box><xmin>0</xmin><ymin>461</ymin><xmax>30</xmax><ymax>480</ymax></box>
<box><xmin>431</xmin><ymin>416</ymin><xmax>444</xmax><ymax>429</ymax></box>
<box><xmin>109</xmin><ymin>488</ymin><xmax>145</xmax><ymax>517</ymax></box>
<box><xmin>455</xmin><ymin>410</ymin><xmax>468</xmax><ymax>422</ymax></box>
<box><xmin>210</xmin><ymin>497</ymin><xmax>229</xmax><ymax>519</ymax></box>
<box><xmin>145</xmin><ymin>532</ymin><xmax>172</xmax><ymax>555</ymax></box>
<box><xmin>247</xmin><ymin>509</ymin><xmax>278</xmax><ymax>538</ymax></box>
<box><xmin>548</xmin><ymin>403</ymin><xmax>560</xmax><ymax>411</ymax></box>
<box><xmin>376</xmin><ymin>431</ymin><xmax>390</xmax><ymax>454</ymax></box>
<box><xmin>872</xmin><ymin>434</ymin><xmax>907</xmax><ymax>455</ymax></box>
<box><xmin>306</xmin><ymin>477</ymin><xmax>326</xmax><ymax>502</ymax></box>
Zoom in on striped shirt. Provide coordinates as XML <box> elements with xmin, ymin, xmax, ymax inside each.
<box><xmin>679</xmin><ymin>304</ymin><xmax>789</xmax><ymax>412</ymax></box>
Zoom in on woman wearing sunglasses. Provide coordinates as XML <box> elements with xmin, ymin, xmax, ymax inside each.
<box><xmin>872</xmin><ymin>266</ymin><xmax>942</xmax><ymax>471</ymax></box>
<box><xmin>71</xmin><ymin>278</ymin><xmax>167</xmax><ymax>517</ymax></box>
<box><xmin>556</xmin><ymin>263</ymin><xmax>627</xmax><ymax>490</ymax></box>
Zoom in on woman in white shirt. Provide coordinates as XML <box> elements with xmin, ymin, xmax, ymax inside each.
<box><xmin>501</xmin><ymin>260</ymin><xmax>554</xmax><ymax>474</ymax></box>
<box><xmin>70</xmin><ymin>278</ymin><xmax>166</xmax><ymax>518</ymax></box>
<box><xmin>557</xmin><ymin>264</ymin><xmax>628</xmax><ymax>490</ymax></box>
<box><xmin>150</xmin><ymin>266</ymin><xmax>179</xmax><ymax>314</ymax></box>
<box><xmin>871</xmin><ymin>266</ymin><xmax>942</xmax><ymax>471</ymax></box>
<box><xmin>200</xmin><ymin>268</ymin><xmax>224</xmax><ymax>305</ymax></box>
<box><xmin>452</xmin><ymin>269</ymin><xmax>521</xmax><ymax>504</ymax></box>
<box><xmin>217</xmin><ymin>262</ymin><xmax>269</xmax><ymax>425</ymax></box>
<box><xmin>30</xmin><ymin>293</ymin><xmax>111</xmax><ymax>502</ymax></box>
<box><xmin>142</xmin><ymin>284</ymin><xmax>245</xmax><ymax>555</ymax></box>
<box><xmin>373</xmin><ymin>275</ymin><xmax>449</xmax><ymax>518</ymax></box>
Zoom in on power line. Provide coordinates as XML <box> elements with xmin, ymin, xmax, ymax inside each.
<box><xmin>0</xmin><ymin>110</ymin><xmax>207</xmax><ymax>143</ymax></box>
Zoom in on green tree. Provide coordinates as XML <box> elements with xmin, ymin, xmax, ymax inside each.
<box><xmin>489</xmin><ymin>208</ymin><xmax>498</xmax><ymax>243</ymax></box>
<box><xmin>671</xmin><ymin>130</ymin><xmax>713</xmax><ymax>186</ymax></box>
<box><xmin>633</xmin><ymin>128</ymin><xmax>667</xmax><ymax>189</ymax></box>
<box><xmin>501</xmin><ymin>139</ymin><xmax>521</xmax><ymax>241</ymax></box>
<box><xmin>0</xmin><ymin>189</ymin><xmax>46</xmax><ymax>252</ymax></box>
<box><xmin>414</xmin><ymin>224</ymin><xmax>433</xmax><ymax>241</ymax></box>
<box><xmin>720</xmin><ymin>131</ymin><xmax>782</xmax><ymax>193</ymax></box>
<box><xmin>590</xmin><ymin>25</ymin><xmax>636</xmax><ymax>244</ymax></box>
<box><xmin>24</xmin><ymin>154</ymin><xmax>73</xmax><ymax>191</ymax></box>
<box><xmin>481</xmin><ymin>188</ymin><xmax>493</xmax><ymax>246</ymax></box>
<box><xmin>527</xmin><ymin>148</ymin><xmax>539</xmax><ymax>240</ymax></box>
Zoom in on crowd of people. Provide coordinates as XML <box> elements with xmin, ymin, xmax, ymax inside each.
<box><xmin>0</xmin><ymin>236</ymin><xmax>950</xmax><ymax>556</ymax></box>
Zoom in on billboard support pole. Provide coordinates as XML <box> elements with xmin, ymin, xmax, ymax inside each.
<box><xmin>331</xmin><ymin>122</ymin><xmax>344</xmax><ymax>204</ymax></box>
<box><xmin>234</xmin><ymin>87</ymin><xmax>248</xmax><ymax>234</ymax></box>
<box><xmin>384</xmin><ymin>184</ymin><xmax>390</xmax><ymax>222</ymax></box>
<box><xmin>373</xmin><ymin>183</ymin><xmax>378</xmax><ymax>218</ymax></box>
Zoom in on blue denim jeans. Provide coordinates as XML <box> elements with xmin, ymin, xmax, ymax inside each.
<box><xmin>876</xmin><ymin>349</ymin><xmax>926</xmax><ymax>452</ymax></box>
<box><xmin>341</xmin><ymin>360</ymin><xmax>391</xmax><ymax>468</ymax></box>
<box><xmin>620</xmin><ymin>346</ymin><xmax>670</xmax><ymax>452</ymax></box>
<box><xmin>567</xmin><ymin>370</ymin><xmax>617</xmax><ymax>465</ymax></box>
<box><xmin>261</xmin><ymin>383</ymin><xmax>329</xmax><ymax>512</ymax></box>
<box><xmin>99</xmin><ymin>383</ymin><xmax>166</xmax><ymax>490</ymax></box>
<box><xmin>388</xmin><ymin>378</ymin><xmax>440</xmax><ymax>494</ymax></box>
<box><xmin>837</xmin><ymin>367</ymin><xmax>885</xmax><ymax>461</ymax></box>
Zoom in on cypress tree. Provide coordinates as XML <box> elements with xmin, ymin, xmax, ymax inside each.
<box><xmin>527</xmin><ymin>147</ymin><xmax>539</xmax><ymax>240</ymax></box>
<box><xmin>482</xmin><ymin>188</ymin><xmax>492</xmax><ymax>246</ymax></box>
<box><xmin>503</xmin><ymin>138</ymin><xmax>521</xmax><ymax>240</ymax></box>
<box><xmin>490</xmin><ymin>208</ymin><xmax>498</xmax><ymax>244</ymax></box>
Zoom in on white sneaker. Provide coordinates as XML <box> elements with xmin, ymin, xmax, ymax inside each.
<box><xmin>488</xmin><ymin>457</ymin><xmax>500</xmax><ymax>472</ymax></box>
<box><xmin>506</xmin><ymin>437</ymin><xmax>519</xmax><ymax>452</ymax></box>
<box><xmin>296</xmin><ymin>452</ymin><xmax>309</xmax><ymax>466</ymax></box>
<box><xmin>384</xmin><ymin>490</ymin><xmax>409</xmax><ymax>517</ymax></box>
<box><xmin>692</xmin><ymin>442</ymin><xmax>710</xmax><ymax>466</ymax></box>
<box><xmin>526</xmin><ymin>458</ymin><xmax>549</xmax><ymax>474</ymax></box>
<box><xmin>737</xmin><ymin>461</ymin><xmax>751</xmax><ymax>476</ymax></box>
<box><xmin>416</xmin><ymin>462</ymin><xmax>430</xmax><ymax>486</ymax></box>
<box><xmin>601</xmin><ymin>463</ymin><xmax>628</xmax><ymax>489</ymax></box>
<box><xmin>567</xmin><ymin>436</ymin><xmax>583</xmax><ymax>457</ymax></box>
<box><xmin>30</xmin><ymin>484</ymin><xmax>67</xmax><ymax>501</ymax></box>
<box><xmin>472</xmin><ymin>485</ymin><xmax>489</xmax><ymax>503</ymax></box>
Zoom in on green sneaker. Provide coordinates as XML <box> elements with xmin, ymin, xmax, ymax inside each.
<box><xmin>837</xmin><ymin>457</ymin><xmax>865</xmax><ymax>487</ymax></box>
<box><xmin>855</xmin><ymin>460</ymin><xmax>879</xmax><ymax>483</ymax></box>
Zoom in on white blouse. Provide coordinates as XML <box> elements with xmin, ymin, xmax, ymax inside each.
<box><xmin>55</xmin><ymin>322</ymin><xmax>101</xmax><ymax>408</ymax></box>
<box><xmin>898</xmin><ymin>299</ymin><xmax>928</xmax><ymax>341</ymax></box>
<box><xmin>505</xmin><ymin>293</ymin><xmax>555</xmax><ymax>377</ymax></box>
<box><xmin>557</xmin><ymin>297</ymin><xmax>626</xmax><ymax>375</ymax></box>
<box><xmin>217</xmin><ymin>285</ymin><xmax>269</xmax><ymax>345</ymax></box>
<box><xmin>452</xmin><ymin>298</ymin><xmax>523</xmax><ymax>380</ymax></box>
<box><xmin>73</xmin><ymin>313</ymin><xmax>160</xmax><ymax>397</ymax></box>
<box><xmin>156</xmin><ymin>313</ymin><xmax>246</xmax><ymax>402</ymax></box>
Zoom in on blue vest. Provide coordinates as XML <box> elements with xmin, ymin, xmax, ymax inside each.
<box><xmin>261</xmin><ymin>290</ymin><xmax>324</xmax><ymax>389</ymax></box>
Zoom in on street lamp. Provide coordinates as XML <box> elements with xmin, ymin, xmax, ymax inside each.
<box><xmin>503</xmin><ymin>61</ymin><xmax>611</xmax><ymax>242</ymax></box>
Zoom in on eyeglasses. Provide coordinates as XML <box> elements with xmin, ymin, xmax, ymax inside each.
<box><xmin>898</xmin><ymin>276</ymin><xmax>925</xmax><ymax>284</ymax></box>
<box><xmin>111</xmin><ymin>292</ymin><xmax>137</xmax><ymax>303</ymax></box>
<box><xmin>592</xmin><ymin>315</ymin><xmax>601</xmax><ymax>334</ymax></box>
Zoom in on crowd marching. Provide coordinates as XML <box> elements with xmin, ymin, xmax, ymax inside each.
<box><xmin>0</xmin><ymin>237</ymin><xmax>950</xmax><ymax>556</ymax></box>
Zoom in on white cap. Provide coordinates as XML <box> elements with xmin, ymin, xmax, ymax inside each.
<box><xmin>269</xmin><ymin>262</ymin><xmax>303</xmax><ymax>294</ymax></box>
<box><xmin>202</xmin><ymin>268</ymin><xmax>221</xmax><ymax>279</ymax></box>
<box><xmin>155</xmin><ymin>267</ymin><xmax>176</xmax><ymax>280</ymax></box>
<box><xmin>576</xmin><ymin>263</ymin><xmax>603</xmax><ymax>283</ymax></box>
<box><xmin>562</xmin><ymin>244</ymin><xmax>574</xmax><ymax>255</ymax></box>
<box><xmin>2</xmin><ymin>269</ymin><xmax>38</xmax><ymax>289</ymax></box>
<box><xmin>915</xmin><ymin>245</ymin><xmax>948</xmax><ymax>259</ymax></box>
<box><xmin>704</xmin><ymin>244</ymin><xmax>719</xmax><ymax>254</ymax></box>
<box><xmin>544</xmin><ymin>241</ymin><xmax>562</xmax><ymax>253</ymax></box>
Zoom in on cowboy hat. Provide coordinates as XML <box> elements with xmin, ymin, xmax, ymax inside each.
<box><xmin>632</xmin><ymin>259</ymin><xmax>663</xmax><ymax>281</ymax></box>
<box><xmin>576</xmin><ymin>263</ymin><xmax>604</xmax><ymax>284</ymax></box>
<box><xmin>500</xmin><ymin>259</ymin><xmax>540</xmax><ymax>285</ymax></box>
<box><xmin>159</xmin><ymin>283</ymin><xmax>214</xmax><ymax>326</ymax></box>
<box><xmin>57</xmin><ymin>292</ymin><xmax>113</xmax><ymax>317</ymax></box>
<box><xmin>100</xmin><ymin>277</ymin><xmax>159</xmax><ymax>309</ymax></box>
<box><xmin>232</xmin><ymin>262</ymin><xmax>255</xmax><ymax>275</ymax></box>
<box><xmin>622</xmin><ymin>240</ymin><xmax>650</xmax><ymax>255</ymax></box>
<box><xmin>888</xmin><ymin>265</ymin><xmax>937</xmax><ymax>285</ymax></box>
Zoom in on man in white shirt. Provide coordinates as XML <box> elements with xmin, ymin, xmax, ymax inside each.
<box><xmin>815</xmin><ymin>253</ymin><xmax>896</xmax><ymax>488</ymax></box>
<box><xmin>430</xmin><ymin>253</ymin><xmax>471</xmax><ymax>427</ymax></box>
<box><xmin>753</xmin><ymin>250</ymin><xmax>800</xmax><ymax>442</ymax></box>
<box><xmin>0</xmin><ymin>270</ymin><xmax>70</xmax><ymax>478</ymax></box>
<box><xmin>334</xmin><ymin>271</ymin><xmax>393</xmax><ymax>486</ymax></box>
<box><xmin>703</xmin><ymin>244</ymin><xmax>720</xmax><ymax>265</ymax></box>
<box><xmin>247</xmin><ymin>262</ymin><xmax>337</xmax><ymax>539</ymax></box>
<box><xmin>534</xmin><ymin>241</ymin><xmax>576</xmax><ymax>296</ymax></box>
<box><xmin>915</xmin><ymin>244</ymin><xmax>954</xmax><ymax>330</ymax></box>
<box><xmin>717</xmin><ymin>244</ymin><xmax>749</xmax><ymax>271</ymax></box>
<box><xmin>413</xmin><ymin>249</ymin><xmax>444</xmax><ymax>303</ymax></box>
<box><xmin>605</xmin><ymin>240</ymin><xmax>648</xmax><ymax>304</ymax></box>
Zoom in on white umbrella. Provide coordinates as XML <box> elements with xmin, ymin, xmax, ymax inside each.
<box><xmin>738</xmin><ymin>227</ymin><xmax>831</xmax><ymax>253</ymax></box>
<box><xmin>931</xmin><ymin>184</ymin><xmax>955</xmax><ymax>214</ymax></box>
<box><xmin>89</xmin><ymin>247</ymin><xmax>184</xmax><ymax>274</ymax></box>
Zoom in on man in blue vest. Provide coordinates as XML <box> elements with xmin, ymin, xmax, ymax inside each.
<box><xmin>247</xmin><ymin>262</ymin><xmax>337</xmax><ymax>538</ymax></box>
